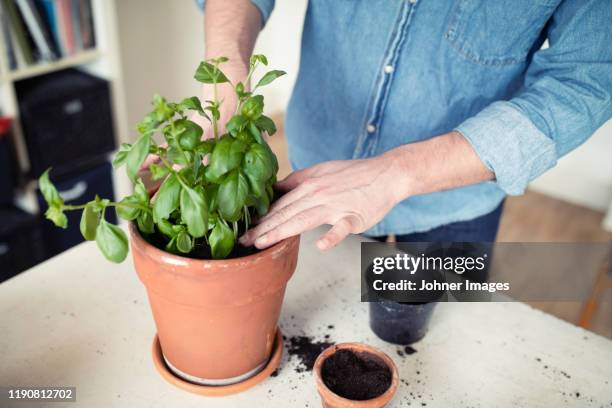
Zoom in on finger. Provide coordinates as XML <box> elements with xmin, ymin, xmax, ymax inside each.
<box><xmin>240</xmin><ymin>197</ymin><xmax>315</xmax><ymax>246</ymax></box>
<box><xmin>317</xmin><ymin>217</ymin><xmax>352</xmax><ymax>250</ymax></box>
<box><xmin>140</xmin><ymin>153</ymin><xmax>160</xmax><ymax>170</ymax></box>
<box><xmin>276</xmin><ymin>168</ymin><xmax>316</xmax><ymax>191</ymax></box>
<box><xmin>265</xmin><ymin>182</ymin><xmax>315</xmax><ymax>220</ymax></box>
<box><xmin>253</xmin><ymin>206</ymin><xmax>328</xmax><ymax>249</ymax></box>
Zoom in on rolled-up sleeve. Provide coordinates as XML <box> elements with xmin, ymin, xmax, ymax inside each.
<box><xmin>455</xmin><ymin>0</ymin><xmax>612</xmax><ymax>196</ymax></box>
<box><xmin>196</xmin><ymin>0</ymin><xmax>275</xmax><ymax>26</ymax></box>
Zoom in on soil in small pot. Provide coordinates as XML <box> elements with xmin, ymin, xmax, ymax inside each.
<box><xmin>321</xmin><ymin>349</ymin><xmax>392</xmax><ymax>401</ymax></box>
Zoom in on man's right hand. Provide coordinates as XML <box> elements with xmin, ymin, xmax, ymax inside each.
<box><xmin>141</xmin><ymin>0</ymin><xmax>262</xmax><ymax>172</ymax></box>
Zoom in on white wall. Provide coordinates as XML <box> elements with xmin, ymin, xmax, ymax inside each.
<box><xmin>115</xmin><ymin>0</ymin><xmax>306</xmax><ymax>136</ymax></box>
<box><xmin>115</xmin><ymin>0</ymin><xmax>205</xmax><ymax>140</ymax></box>
<box><xmin>530</xmin><ymin>122</ymin><xmax>612</xmax><ymax>214</ymax></box>
<box><xmin>115</xmin><ymin>0</ymin><xmax>612</xmax><ymax>228</ymax></box>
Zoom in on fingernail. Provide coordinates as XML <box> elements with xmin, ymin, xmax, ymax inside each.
<box><xmin>254</xmin><ymin>235</ymin><xmax>268</xmax><ymax>248</ymax></box>
<box><xmin>316</xmin><ymin>239</ymin><xmax>328</xmax><ymax>250</ymax></box>
<box><xmin>239</xmin><ymin>233</ymin><xmax>250</xmax><ymax>245</ymax></box>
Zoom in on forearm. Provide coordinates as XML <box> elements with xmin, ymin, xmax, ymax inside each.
<box><xmin>204</xmin><ymin>0</ymin><xmax>262</xmax><ymax>82</ymax></box>
<box><xmin>385</xmin><ymin>131</ymin><xmax>494</xmax><ymax>202</ymax></box>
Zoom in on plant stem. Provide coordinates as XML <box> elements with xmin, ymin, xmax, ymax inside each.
<box><xmin>62</xmin><ymin>201</ymin><xmax>151</xmax><ymax>214</ymax></box>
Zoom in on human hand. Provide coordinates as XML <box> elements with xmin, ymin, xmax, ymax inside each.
<box><xmin>239</xmin><ymin>154</ymin><xmax>408</xmax><ymax>250</ymax></box>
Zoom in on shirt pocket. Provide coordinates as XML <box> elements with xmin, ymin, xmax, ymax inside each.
<box><xmin>444</xmin><ymin>0</ymin><xmax>558</xmax><ymax>66</ymax></box>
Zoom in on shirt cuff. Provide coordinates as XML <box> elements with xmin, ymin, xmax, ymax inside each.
<box><xmin>250</xmin><ymin>0</ymin><xmax>275</xmax><ymax>25</ymax></box>
<box><xmin>455</xmin><ymin>101</ymin><xmax>558</xmax><ymax>196</ymax></box>
<box><xmin>196</xmin><ymin>0</ymin><xmax>275</xmax><ymax>26</ymax></box>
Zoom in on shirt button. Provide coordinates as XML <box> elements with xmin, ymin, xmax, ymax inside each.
<box><xmin>384</xmin><ymin>65</ymin><xmax>394</xmax><ymax>74</ymax></box>
<box><xmin>367</xmin><ymin>124</ymin><xmax>376</xmax><ymax>133</ymax></box>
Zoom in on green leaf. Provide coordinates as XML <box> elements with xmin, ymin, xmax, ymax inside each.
<box><xmin>116</xmin><ymin>196</ymin><xmax>141</xmax><ymax>221</ymax></box>
<box><xmin>225</xmin><ymin>115</ymin><xmax>248</xmax><ymax>136</ymax></box>
<box><xmin>126</xmin><ymin>134</ymin><xmax>151</xmax><ymax>181</ymax></box>
<box><xmin>254</xmin><ymin>192</ymin><xmax>270</xmax><ymax>217</ymax></box>
<box><xmin>180</xmin><ymin>185</ymin><xmax>208</xmax><ymax>238</ymax></box>
<box><xmin>248</xmin><ymin>121</ymin><xmax>263</xmax><ymax>144</ymax></box>
<box><xmin>256</xmin><ymin>70</ymin><xmax>286</xmax><ymax>88</ymax></box>
<box><xmin>136</xmin><ymin>112</ymin><xmax>160</xmax><ymax>135</ymax></box>
<box><xmin>267</xmin><ymin>182</ymin><xmax>275</xmax><ymax>201</ymax></box>
<box><xmin>80</xmin><ymin>204</ymin><xmax>101</xmax><ymax>241</ymax></box>
<box><xmin>255</xmin><ymin>115</ymin><xmax>277</xmax><ymax>136</ymax></box>
<box><xmin>95</xmin><ymin>220</ymin><xmax>128</xmax><ymax>263</ymax></box>
<box><xmin>178</xmin><ymin>96</ymin><xmax>205</xmax><ymax>114</ymax></box>
<box><xmin>166</xmin><ymin>146</ymin><xmax>192</xmax><ymax>166</ymax></box>
<box><xmin>176</xmin><ymin>230</ymin><xmax>193</xmax><ymax>254</ymax></box>
<box><xmin>195</xmin><ymin>139</ymin><xmax>215</xmax><ymax>155</ymax></box>
<box><xmin>137</xmin><ymin>211</ymin><xmax>155</xmax><ymax>234</ymax></box>
<box><xmin>205</xmin><ymin>136</ymin><xmax>247</xmax><ymax>182</ymax></box>
<box><xmin>152</xmin><ymin>94</ymin><xmax>175</xmax><ymax>122</ymax></box>
<box><xmin>39</xmin><ymin>169</ymin><xmax>63</xmax><ymax>207</ymax></box>
<box><xmin>45</xmin><ymin>205</ymin><xmax>68</xmax><ymax>228</ymax></box>
<box><xmin>112</xmin><ymin>143</ymin><xmax>132</xmax><ymax>168</ymax></box>
<box><xmin>235</xmin><ymin>82</ymin><xmax>250</xmax><ymax>99</ymax></box>
<box><xmin>241</xmin><ymin>95</ymin><xmax>264</xmax><ymax>120</ymax></box>
<box><xmin>149</xmin><ymin>163</ymin><xmax>170</xmax><ymax>181</ymax></box>
<box><xmin>236</xmin><ymin>129</ymin><xmax>254</xmax><ymax>144</ymax></box>
<box><xmin>209</xmin><ymin>221</ymin><xmax>235</xmax><ymax>259</ymax></box>
<box><xmin>176</xmin><ymin>119</ymin><xmax>203</xmax><ymax>151</ymax></box>
<box><xmin>262</xmin><ymin>141</ymin><xmax>279</xmax><ymax>174</ymax></box>
<box><xmin>245</xmin><ymin>172</ymin><xmax>266</xmax><ymax>198</ymax></box>
<box><xmin>204</xmin><ymin>104</ymin><xmax>220</xmax><ymax>121</ymax></box>
<box><xmin>250</xmin><ymin>54</ymin><xmax>268</xmax><ymax>67</ymax></box>
<box><xmin>153</xmin><ymin>173</ymin><xmax>181</xmax><ymax>221</ymax></box>
<box><xmin>244</xmin><ymin>143</ymin><xmax>274</xmax><ymax>181</ymax></box>
<box><xmin>206</xmin><ymin>185</ymin><xmax>219</xmax><ymax>212</ymax></box>
<box><xmin>210</xmin><ymin>56</ymin><xmax>228</xmax><ymax>64</ymax></box>
<box><xmin>217</xmin><ymin>170</ymin><xmax>248</xmax><ymax>222</ymax></box>
<box><xmin>194</xmin><ymin>61</ymin><xmax>229</xmax><ymax>84</ymax></box>
<box><xmin>157</xmin><ymin>218</ymin><xmax>175</xmax><ymax>237</ymax></box>
<box><xmin>134</xmin><ymin>179</ymin><xmax>150</xmax><ymax>203</ymax></box>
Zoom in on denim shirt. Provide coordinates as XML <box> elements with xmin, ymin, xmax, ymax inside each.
<box><xmin>200</xmin><ymin>0</ymin><xmax>612</xmax><ymax>237</ymax></box>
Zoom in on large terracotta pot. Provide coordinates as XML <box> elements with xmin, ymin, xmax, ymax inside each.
<box><xmin>129</xmin><ymin>223</ymin><xmax>300</xmax><ymax>385</ymax></box>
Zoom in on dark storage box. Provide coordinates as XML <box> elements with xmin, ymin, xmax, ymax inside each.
<box><xmin>16</xmin><ymin>68</ymin><xmax>116</xmax><ymax>179</ymax></box>
<box><xmin>36</xmin><ymin>161</ymin><xmax>116</xmax><ymax>257</ymax></box>
<box><xmin>0</xmin><ymin>206</ymin><xmax>46</xmax><ymax>283</ymax></box>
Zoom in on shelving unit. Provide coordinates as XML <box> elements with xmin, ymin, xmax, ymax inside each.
<box><xmin>0</xmin><ymin>49</ymin><xmax>102</xmax><ymax>82</ymax></box>
<box><xmin>0</xmin><ymin>0</ymin><xmax>128</xmax><ymax>213</ymax></box>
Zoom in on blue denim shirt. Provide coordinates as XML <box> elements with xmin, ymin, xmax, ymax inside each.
<box><xmin>200</xmin><ymin>0</ymin><xmax>612</xmax><ymax>237</ymax></box>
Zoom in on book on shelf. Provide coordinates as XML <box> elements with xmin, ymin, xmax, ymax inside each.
<box><xmin>1</xmin><ymin>0</ymin><xmax>36</xmax><ymax>66</ymax></box>
<box><xmin>15</xmin><ymin>0</ymin><xmax>58</xmax><ymax>61</ymax></box>
<box><xmin>0</xmin><ymin>0</ymin><xmax>96</xmax><ymax>72</ymax></box>
<box><xmin>0</xmin><ymin>2</ymin><xmax>17</xmax><ymax>69</ymax></box>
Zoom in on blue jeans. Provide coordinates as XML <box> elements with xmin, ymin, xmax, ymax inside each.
<box><xmin>370</xmin><ymin>201</ymin><xmax>505</xmax><ymax>282</ymax></box>
<box><xmin>372</xmin><ymin>201</ymin><xmax>505</xmax><ymax>243</ymax></box>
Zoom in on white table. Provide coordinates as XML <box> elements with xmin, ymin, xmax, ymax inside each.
<box><xmin>1</xmin><ymin>229</ymin><xmax>611</xmax><ymax>407</ymax></box>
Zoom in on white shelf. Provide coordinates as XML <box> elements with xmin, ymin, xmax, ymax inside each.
<box><xmin>1</xmin><ymin>49</ymin><xmax>103</xmax><ymax>83</ymax></box>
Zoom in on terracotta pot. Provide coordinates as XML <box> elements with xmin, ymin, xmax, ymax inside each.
<box><xmin>129</xmin><ymin>223</ymin><xmax>300</xmax><ymax>385</ymax></box>
<box><xmin>313</xmin><ymin>343</ymin><xmax>399</xmax><ymax>408</ymax></box>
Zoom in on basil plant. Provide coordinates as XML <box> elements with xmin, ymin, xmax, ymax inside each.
<box><xmin>39</xmin><ymin>55</ymin><xmax>284</xmax><ymax>261</ymax></box>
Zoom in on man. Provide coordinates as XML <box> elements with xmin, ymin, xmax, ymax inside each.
<box><xmin>198</xmin><ymin>0</ymin><xmax>612</xmax><ymax>250</ymax></box>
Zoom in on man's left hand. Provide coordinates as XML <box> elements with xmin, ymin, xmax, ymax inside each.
<box><xmin>239</xmin><ymin>155</ymin><xmax>407</xmax><ymax>250</ymax></box>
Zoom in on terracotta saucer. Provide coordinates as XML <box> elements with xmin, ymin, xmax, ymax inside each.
<box><xmin>151</xmin><ymin>328</ymin><xmax>283</xmax><ymax>397</ymax></box>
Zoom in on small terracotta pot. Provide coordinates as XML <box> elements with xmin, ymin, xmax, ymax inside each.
<box><xmin>313</xmin><ymin>343</ymin><xmax>399</xmax><ymax>408</ymax></box>
<box><xmin>129</xmin><ymin>223</ymin><xmax>300</xmax><ymax>385</ymax></box>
